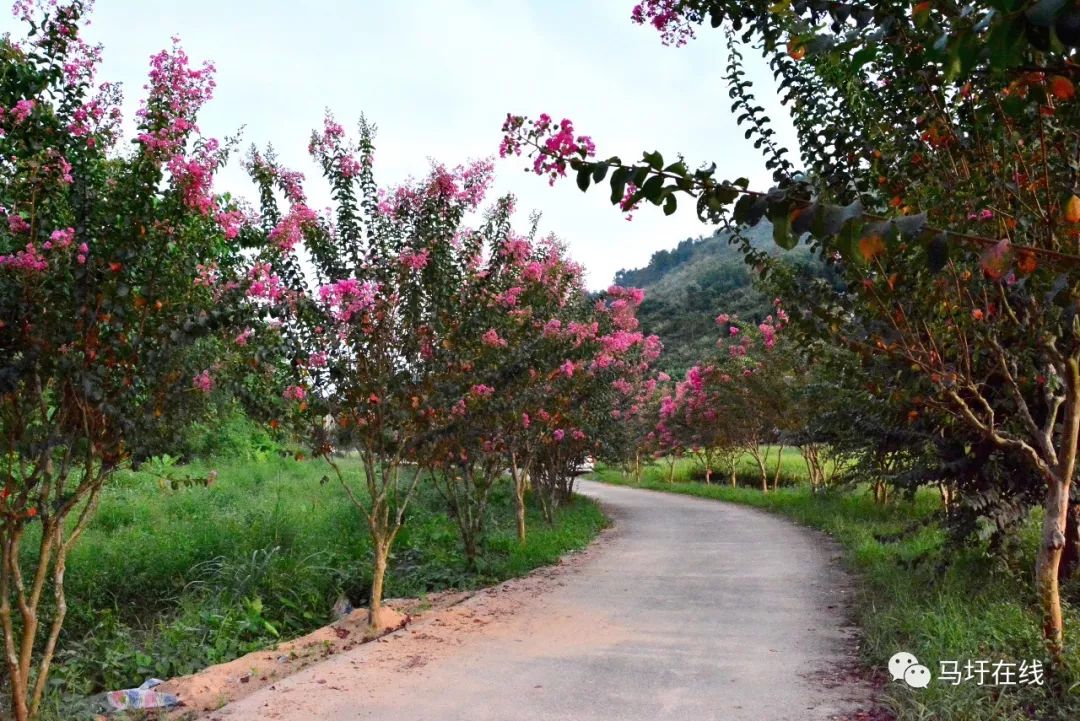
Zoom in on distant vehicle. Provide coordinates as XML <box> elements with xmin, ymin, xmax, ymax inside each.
<box><xmin>572</xmin><ymin>456</ymin><xmax>595</xmax><ymax>476</ymax></box>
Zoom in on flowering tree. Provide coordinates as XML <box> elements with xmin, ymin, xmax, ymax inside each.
<box><xmin>244</xmin><ymin>112</ymin><xmax>500</xmax><ymax>630</ymax></box>
<box><xmin>0</xmin><ymin>3</ymin><xmax>269</xmax><ymax>718</ymax></box>
<box><xmin>499</xmin><ymin>0</ymin><xmax>1080</xmax><ymax>661</ymax></box>
<box><xmin>657</xmin><ymin>305</ymin><xmax>789</xmax><ymax>489</ymax></box>
<box><xmin>521</xmin><ymin>285</ymin><xmax>661</xmax><ymax>516</ymax></box>
<box><xmin>415</xmin><ymin>214</ymin><xmax>590</xmax><ymax>562</ymax></box>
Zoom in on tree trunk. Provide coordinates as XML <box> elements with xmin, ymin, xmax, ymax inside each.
<box><xmin>667</xmin><ymin>460</ymin><xmax>675</xmax><ymax>484</ymax></box>
<box><xmin>1037</xmin><ymin>476</ymin><xmax>1070</xmax><ymax>662</ymax></box>
<box><xmin>730</xmin><ymin>467</ymin><xmax>737</xmax><ymax>487</ymax></box>
<box><xmin>749</xmin><ymin>445</ymin><xmax>768</xmax><ymax>492</ymax></box>
<box><xmin>772</xmin><ymin>445</ymin><xmax>784</xmax><ymax>491</ymax></box>
<box><xmin>1058</xmin><ymin>499</ymin><xmax>1080</xmax><ymax>580</ymax></box>
<box><xmin>514</xmin><ymin>479</ymin><xmax>527</xmax><ymax>544</ymax></box>
<box><xmin>368</xmin><ymin>540</ymin><xmax>391</xmax><ymax>632</ymax></box>
<box><xmin>510</xmin><ymin>452</ymin><xmax>527</xmax><ymax>544</ymax></box>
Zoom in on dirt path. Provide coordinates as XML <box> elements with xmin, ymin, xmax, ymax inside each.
<box><xmin>202</xmin><ymin>480</ymin><xmax>874</xmax><ymax>721</ymax></box>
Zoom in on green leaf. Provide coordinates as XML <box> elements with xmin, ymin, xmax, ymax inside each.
<box><xmin>591</xmin><ymin>165</ymin><xmax>608</xmax><ymax>183</ymax></box>
<box><xmin>663</xmin><ymin>194</ymin><xmax>678</xmax><ymax>216</ymax></box>
<box><xmin>576</xmin><ymin>166</ymin><xmax>591</xmax><ymax>192</ymax></box>
<box><xmin>643</xmin><ymin>151</ymin><xmax>664</xmax><ymax>170</ymax></box>
<box><xmin>642</xmin><ymin>175</ymin><xmax>665</xmax><ymax>204</ymax></box>
<box><xmin>609</xmin><ymin>167</ymin><xmax>631</xmax><ymax>205</ymax></box>
<box><xmin>769</xmin><ymin>203</ymin><xmax>796</xmax><ymax>250</ymax></box>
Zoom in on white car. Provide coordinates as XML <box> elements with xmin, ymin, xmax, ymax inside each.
<box><xmin>572</xmin><ymin>456</ymin><xmax>595</xmax><ymax>475</ymax></box>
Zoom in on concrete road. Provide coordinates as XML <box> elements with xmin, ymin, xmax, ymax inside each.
<box><xmin>209</xmin><ymin>480</ymin><xmax>873</xmax><ymax>721</ymax></box>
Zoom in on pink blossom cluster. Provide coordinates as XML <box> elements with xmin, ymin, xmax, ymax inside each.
<box><xmin>283</xmin><ymin>385</ymin><xmax>306</xmax><ymax>401</ymax></box>
<box><xmin>0</xmin><ymin>243</ymin><xmax>47</xmax><ymax>272</ymax></box>
<box><xmin>308</xmin><ymin>111</ymin><xmax>368</xmax><ymax>180</ymax></box>
<box><xmin>398</xmin><ymin>248</ymin><xmax>430</xmax><ymax>271</ymax></box>
<box><xmin>269</xmin><ymin>204</ymin><xmax>318</xmax><ymax>252</ymax></box>
<box><xmin>246</xmin><ymin>149</ymin><xmax>307</xmax><ymax>204</ymax></box>
<box><xmin>497</xmin><ymin>286</ymin><xmax>523</xmax><ymax>307</ymax></box>
<box><xmin>318</xmin><ymin>277</ymin><xmax>378</xmax><ymax>323</ymax></box>
<box><xmin>499</xmin><ymin>236</ymin><xmax>532</xmax><ymax>264</ymax></box>
<box><xmin>470</xmin><ymin>384</ymin><xmax>495</xmax><ymax>398</ymax></box>
<box><xmin>166</xmin><ymin>139</ymin><xmax>220</xmax><ymax>215</ymax></box>
<box><xmin>620</xmin><ymin>183</ymin><xmax>641</xmax><ymax>221</ymax></box>
<box><xmin>214</xmin><ymin>208</ymin><xmax>248</xmax><ymax>240</ymax></box>
<box><xmin>135</xmin><ymin>39</ymin><xmax>216</xmax><ymax>158</ymax></box>
<box><xmin>194</xmin><ymin>262</ymin><xmax>219</xmax><ymax>288</ymax></box>
<box><xmin>379</xmin><ymin>160</ymin><xmax>495</xmax><ymax>217</ymax></box>
<box><xmin>192</xmin><ymin>369</ymin><xmax>214</xmax><ymax>393</ymax></box>
<box><xmin>630</xmin><ymin>1</ymin><xmax>697</xmax><ymax>46</ymax></box>
<box><xmin>481</xmin><ymin>328</ymin><xmax>508</xmax><ymax>348</ymax></box>
<box><xmin>499</xmin><ymin>113</ymin><xmax>597</xmax><ymax>186</ymax></box>
<box><xmin>247</xmin><ymin>263</ymin><xmax>286</xmax><ymax>302</ymax></box>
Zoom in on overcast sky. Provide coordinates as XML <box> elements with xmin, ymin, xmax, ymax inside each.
<box><xmin>8</xmin><ymin>0</ymin><xmax>798</xmax><ymax>289</ymax></box>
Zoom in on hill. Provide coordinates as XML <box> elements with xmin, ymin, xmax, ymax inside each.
<box><xmin>615</xmin><ymin>222</ymin><xmax>830</xmax><ymax>377</ymax></box>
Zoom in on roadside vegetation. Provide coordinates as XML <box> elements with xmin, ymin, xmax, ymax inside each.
<box><xmin>34</xmin><ymin>419</ymin><xmax>604</xmax><ymax>718</ymax></box>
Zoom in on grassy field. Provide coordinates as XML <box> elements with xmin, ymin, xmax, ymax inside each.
<box><xmin>592</xmin><ymin>457</ymin><xmax>1080</xmax><ymax>721</ymax></box>
<box><xmin>34</xmin><ymin>453</ymin><xmax>605</xmax><ymax>718</ymax></box>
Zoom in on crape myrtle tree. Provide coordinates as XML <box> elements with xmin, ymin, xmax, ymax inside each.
<box><xmin>499</xmin><ymin>0</ymin><xmax>1080</xmax><ymax>663</ymax></box>
<box><xmin>0</xmin><ymin>3</ymin><xmax>270</xmax><ymax>719</ymax></box>
<box><xmin>416</xmin><ymin>222</ymin><xmax>602</xmax><ymax>563</ymax></box>
<box><xmin>526</xmin><ymin>285</ymin><xmax>662</xmax><ymax>520</ymax></box>
<box><xmin>607</xmin><ymin>369</ymin><xmax>670</xmax><ymax>483</ymax></box>
<box><xmin>660</xmin><ymin>304</ymin><xmax>789</xmax><ymax>489</ymax></box>
<box><xmin>243</xmin><ymin>112</ymin><xmax>502</xmax><ymax>631</ymax></box>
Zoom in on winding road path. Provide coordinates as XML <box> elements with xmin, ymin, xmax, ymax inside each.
<box><xmin>208</xmin><ymin>480</ymin><xmax>873</xmax><ymax>721</ymax></box>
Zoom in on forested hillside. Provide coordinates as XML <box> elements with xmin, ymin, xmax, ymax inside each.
<box><xmin>616</xmin><ymin>222</ymin><xmax>832</xmax><ymax>376</ymax></box>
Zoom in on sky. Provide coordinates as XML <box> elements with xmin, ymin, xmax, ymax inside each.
<box><xmin>6</xmin><ymin>0</ymin><xmax>798</xmax><ymax>289</ymax></box>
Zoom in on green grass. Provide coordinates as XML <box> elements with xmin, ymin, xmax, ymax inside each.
<box><xmin>651</xmin><ymin>445</ymin><xmax>809</xmax><ymax>486</ymax></box>
<box><xmin>35</xmin><ymin>454</ymin><xmax>605</xmax><ymax>717</ymax></box>
<box><xmin>593</xmin><ymin>457</ymin><xmax>1080</xmax><ymax>721</ymax></box>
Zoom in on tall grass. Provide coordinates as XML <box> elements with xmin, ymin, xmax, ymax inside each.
<box><xmin>33</xmin><ymin>454</ymin><xmax>604</xmax><ymax>716</ymax></box>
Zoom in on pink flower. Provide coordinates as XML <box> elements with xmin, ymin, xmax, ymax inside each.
<box><xmin>729</xmin><ymin>326</ymin><xmax>740</xmax><ymax>336</ymax></box>
<box><xmin>560</xmin><ymin>359</ymin><xmax>575</xmax><ymax>378</ymax></box>
<box><xmin>522</xmin><ymin>412</ymin><xmax>531</xmax><ymax>428</ymax></box>
<box><xmin>7</xmin><ymin>214</ymin><xmax>30</xmax><ymax>234</ymax></box>
<box><xmin>318</xmin><ymin>278</ymin><xmax>378</xmax><ymax>322</ymax></box>
<box><xmin>193</xmin><ymin>370</ymin><xmax>214</xmax><ymax>393</ymax></box>
<box><xmin>50</xmin><ymin>227</ymin><xmax>75</xmax><ymax>248</ymax></box>
<box><xmin>283</xmin><ymin>385</ymin><xmax>306</xmax><ymax>401</ymax></box>
<box><xmin>499</xmin><ymin>286</ymin><xmax>524</xmax><ymax>307</ymax></box>
<box><xmin>308</xmin><ymin>352</ymin><xmax>328</xmax><ymax>367</ymax></box>
<box><xmin>0</xmin><ymin>243</ymin><xmax>47</xmax><ymax>272</ymax></box>
<box><xmin>553</xmin><ymin>429</ymin><xmax>565</xmax><ymax>442</ymax></box>
<box><xmin>470</xmin><ymin>384</ymin><xmax>495</xmax><ymax>398</ymax></box>
<box><xmin>11</xmin><ymin>99</ymin><xmax>35</xmax><ymax>122</ymax></box>
<box><xmin>269</xmin><ymin>204</ymin><xmax>318</xmax><ymax>252</ymax></box>
<box><xmin>398</xmin><ymin>248</ymin><xmax>430</xmax><ymax>270</ymax></box>
<box><xmin>716</xmin><ymin>313</ymin><xmax>730</xmax><ymax>325</ymax></box>
<box><xmin>247</xmin><ymin>263</ymin><xmax>287</xmax><ymax>302</ymax></box>
<box><xmin>481</xmin><ymin>329</ymin><xmax>507</xmax><ymax>348</ymax></box>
